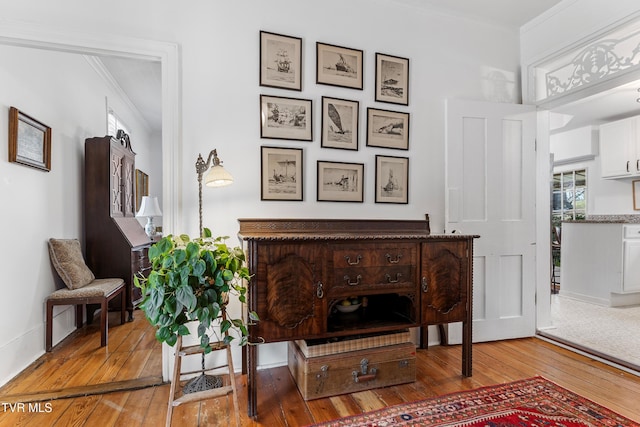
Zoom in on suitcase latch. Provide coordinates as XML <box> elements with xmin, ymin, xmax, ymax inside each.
<box><xmin>315</xmin><ymin>365</ymin><xmax>329</xmax><ymax>394</ymax></box>
<box><xmin>353</xmin><ymin>358</ymin><xmax>377</xmax><ymax>383</ymax></box>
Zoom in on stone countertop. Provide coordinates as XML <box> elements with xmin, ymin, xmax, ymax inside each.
<box><xmin>563</xmin><ymin>215</ymin><xmax>640</xmax><ymax>224</ymax></box>
<box><xmin>563</xmin><ymin>220</ymin><xmax>626</xmax><ymax>223</ymax></box>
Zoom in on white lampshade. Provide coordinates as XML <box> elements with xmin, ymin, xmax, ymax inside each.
<box><xmin>136</xmin><ymin>196</ymin><xmax>163</xmax><ymax>218</ymax></box>
<box><xmin>205</xmin><ymin>164</ymin><xmax>234</xmax><ymax>187</ymax></box>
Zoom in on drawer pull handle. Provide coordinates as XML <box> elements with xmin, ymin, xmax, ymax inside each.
<box><xmin>353</xmin><ymin>358</ymin><xmax>377</xmax><ymax>383</ymax></box>
<box><xmin>628</xmin><ymin>160</ymin><xmax>631</xmax><ymax>172</ymax></box>
<box><xmin>385</xmin><ymin>273</ymin><xmax>402</xmax><ymax>283</ymax></box>
<box><xmin>316</xmin><ymin>282</ymin><xmax>324</xmax><ymax>299</ymax></box>
<box><xmin>421</xmin><ymin>276</ymin><xmax>429</xmax><ymax>292</ymax></box>
<box><xmin>385</xmin><ymin>253</ymin><xmax>403</xmax><ymax>264</ymax></box>
<box><xmin>344</xmin><ymin>255</ymin><xmax>362</xmax><ymax>265</ymax></box>
<box><xmin>344</xmin><ymin>274</ymin><xmax>362</xmax><ymax>286</ymax></box>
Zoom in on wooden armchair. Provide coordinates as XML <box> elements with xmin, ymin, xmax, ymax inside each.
<box><xmin>46</xmin><ymin>238</ymin><xmax>126</xmax><ymax>352</ymax></box>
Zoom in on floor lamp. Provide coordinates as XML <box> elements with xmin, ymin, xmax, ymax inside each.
<box><xmin>195</xmin><ymin>149</ymin><xmax>234</xmax><ymax>238</ymax></box>
<box><xmin>185</xmin><ymin>149</ymin><xmax>233</xmax><ymax>394</ymax></box>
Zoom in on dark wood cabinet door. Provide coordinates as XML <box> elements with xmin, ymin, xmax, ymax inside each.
<box><xmin>421</xmin><ymin>240</ymin><xmax>470</xmax><ymax>325</ymax></box>
<box><xmin>122</xmin><ymin>155</ymin><xmax>135</xmax><ymax>217</ymax></box>
<box><xmin>250</xmin><ymin>242</ymin><xmax>327</xmax><ymax>343</ymax></box>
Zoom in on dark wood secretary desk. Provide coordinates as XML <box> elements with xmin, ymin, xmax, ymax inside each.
<box><xmin>238</xmin><ymin>218</ymin><xmax>478</xmax><ymax>418</ymax></box>
<box><xmin>84</xmin><ymin>135</ymin><xmax>152</xmax><ymax>321</ymax></box>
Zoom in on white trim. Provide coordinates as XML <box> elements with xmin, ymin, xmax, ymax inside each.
<box><xmin>522</xmin><ymin>12</ymin><xmax>640</xmax><ymax>106</ymax></box>
<box><xmin>553</xmin><ymin>155</ymin><xmax>596</xmax><ymax>167</ymax></box>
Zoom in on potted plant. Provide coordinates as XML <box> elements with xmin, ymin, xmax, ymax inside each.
<box><xmin>134</xmin><ymin>228</ymin><xmax>258</xmax><ymax>353</ymax></box>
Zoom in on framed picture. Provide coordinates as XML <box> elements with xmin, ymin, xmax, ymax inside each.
<box><xmin>321</xmin><ymin>96</ymin><xmax>359</xmax><ymax>150</ymax></box>
<box><xmin>316</xmin><ymin>42</ymin><xmax>363</xmax><ymax>90</ymax></box>
<box><xmin>260</xmin><ymin>95</ymin><xmax>313</xmax><ymax>141</ymax></box>
<box><xmin>260</xmin><ymin>31</ymin><xmax>302</xmax><ymax>91</ymax></box>
<box><xmin>8</xmin><ymin>106</ymin><xmax>51</xmax><ymax>172</ymax></box>
<box><xmin>317</xmin><ymin>161</ymin><xmax>364</xmax><ymax>202</ymax></box>
<box><xmin>135</xmin><ymin>169</ymin><xmax>149</xmax><ymax>212</ymax></box>
<box><xmin>633</xmin><ymin>180</ymin><xmax>640</xmax><ymax>210</ymax></box>
<box><xmin>375</xmin><ymin>53</ymin><xmax>409</xmax><ymax>105</ymax></box>
<box><xmin>366</xmin><ymin>108</ymin><xmax>409</xmax><ymax>150</ymax></box>
<box><xmin>375</xmin><ymin>155</ymin><xmax>408</xmax><ymax>204</ymax></box>
<box><xmin>261</xmin><ymin>146</ymin><xmax>303</xmax><ymax>201</ymax></box>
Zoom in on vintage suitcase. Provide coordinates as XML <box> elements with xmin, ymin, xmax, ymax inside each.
<box><xmin>288</xmin><ymin>340</ymin><xmax>416</xmax><ymax>400</ymax></box>
<box><xmin>294</xmin><ymin>330</ymin><xmax>412</xmax><ymax>358</ymax></box>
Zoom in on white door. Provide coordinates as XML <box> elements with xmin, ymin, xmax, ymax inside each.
<box><xmin>446</xmin><ymin>99</ymin><xmax>537</xmax><ymax>342</ymax></box>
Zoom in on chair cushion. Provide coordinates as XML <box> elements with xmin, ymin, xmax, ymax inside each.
<box><xmin>48</xmin><ymin>239</ymin><xmax>95</xmax><ymax>289</ymax></box>
<box><xmin>47</xmin><ymin>278</ymin><xmax>124</xmax><ymax>299</ymax></box>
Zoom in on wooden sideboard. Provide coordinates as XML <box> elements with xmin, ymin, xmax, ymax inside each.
<box><xmin>238</xmin><ymin>218</ymin><xmax>478</xmax><ymax>418</ymax></box>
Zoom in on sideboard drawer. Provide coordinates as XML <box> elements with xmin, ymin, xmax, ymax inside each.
<box><xmin>331</xmin><ymin>265</ymin><xmax>416</xmax><ymax>294</ymax></box>
<box><xmin>332</xmin><ymin>243</ymin><xmax>417</xmax><ymax>268</ymax></box>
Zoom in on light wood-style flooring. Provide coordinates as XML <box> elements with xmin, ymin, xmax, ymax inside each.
<box><xmin>1</xmin><ymin>312</ymin><xmax>639</xmax><ymax>426</ymax></box>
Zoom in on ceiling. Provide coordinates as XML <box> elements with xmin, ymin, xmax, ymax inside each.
<box><xmin>391</xmin><ymin>0</ymin><xmax>563</xmax><ymax>29</ymax></box>
<box><xmin>99</xmin><ymin>1</ymin><xmax>637</xmax><ymax>136</ymax></box>
<box><xmin>98</xmin><ymin>55</ymin><xmax>162</xmax><ymax>134</ymax></box>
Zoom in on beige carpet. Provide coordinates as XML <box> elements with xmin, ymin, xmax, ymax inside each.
<box><xmin>542</xmin><ymin>294</ymin><xmax>640</xmax><ymax>369</ymax></box>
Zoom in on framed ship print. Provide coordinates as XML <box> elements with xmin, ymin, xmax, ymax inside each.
<box><xmin>260</xmin><ymin>95</ymin><xmax>313</xmax><ymax>141</ymax></box>
<box><xmin>260</xmin><ymin>31</ymin><xmax>302</xmax><ymax>91</ymax></box>
<box><xmin>375</xmin><ymin>53</ymin><xmax>409</xmax><ymax>105</ymax></box>
<box><xmin>366</xmin><ymin>108</ymin><xmax>409</xmax><ymax>150</ymax></box>
<box><xmin>321</xmin><ymin>96</ymin><xmax>359</xmax><ymax>150</ymax></box>
<box><xmin>316</xmin><ymin>42</ymin><xmax>363</xmax><ymax>90</ymax></box>
<box><xmin>261</xmin><ymin>146</ymin><xmax>303</xmax><ymax>201</ymax></box>
<box><xmin>317</xmin><ymin>160</ymin><xmax>364</xmax><ymax>202</ymax></box>
<box><xmin>375</xmin><ymin>155</ymin><xmax>408</xmax><ymax>204</ymax></box>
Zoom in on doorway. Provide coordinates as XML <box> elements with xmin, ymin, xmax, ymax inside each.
<box><xmin>0</xmin><ymin>21</ymin><xmax>181</xmax><ymax>386</ymax></box>
<box><xmin>538</xmin><ymin>81</ymin><xmax>640</xmax><ymax>373</ymax></box>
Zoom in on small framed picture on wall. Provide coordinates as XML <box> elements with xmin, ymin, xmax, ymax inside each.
<box><xmin>317</xmin><ymin>160</ymin><xmax>364</xmax><ymax>202</ymax></box>
<box><xmin>260</xmin><ymin>95</ymin><xmax>313</xmax><ymax>141</ymax></box>
<box><xmin>261</xmin><ymin>146</ymin><xmax>303</xmax><ymax>201</ymax></box>
<box><xmin>321</xmin><ymin>97</ymin><xmax>359</xmax><ymax>150</ymax></box>
<box><xmin>8</xmin><ymin>106</ymin><xmax>51</xmax><ymax>172</ymax></box>
<box><xmin>375</xmin><ymin>155</ymin><xmax>408</xmax><ymax>204</ymax></box>
<box><xmin>316</xmin><ymin>42</ymin><xmax>364</xmax><ymax>90</ymax></box>
<box><xmin>366</xmin><ymin>108</ymin><xmax>409</xmax><ymax>150</ymax></box>
<box><xmin>375</xmin><ymin>53</ymin><xmax>409</xmax><ymax>105</ymax></box>
<box><xmin>259</xmin><ymin>31</ymin><xmax>302</xmax><ymax>91</ymax></box>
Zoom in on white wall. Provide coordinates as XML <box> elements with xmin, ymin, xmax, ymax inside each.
<box><xmin>0</xmin><ymin>0</ymin><xmax>523</xmax><ymax>380</ymax></box>
<box><xmin>0</xmin><ymin>44</ymin><xmax>156</xmax><ymax>385</ymax></box>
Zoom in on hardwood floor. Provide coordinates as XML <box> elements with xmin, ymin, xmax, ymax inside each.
<box><xmin>1</xmin><ymin>312</ymin><xmax>639</xmax><ymax>426</ymax></box>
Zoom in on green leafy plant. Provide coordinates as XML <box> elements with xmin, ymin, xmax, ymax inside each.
<box><xmin>134</xmin><ymin>228</ymin><xmax>258</xmax><ymax>353</ymax></box>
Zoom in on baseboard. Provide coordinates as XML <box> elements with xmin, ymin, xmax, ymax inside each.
<box><xmin>0</xmin><ymin>305</ymin><xmax>77</xmax><ymax>387</ymax></box>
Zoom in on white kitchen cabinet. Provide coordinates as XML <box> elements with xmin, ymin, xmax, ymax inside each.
<box><xmin>622</xmin><ymin>225</ymin><xmax>640</xmax><ymax>293</ymax></box>
<box><xmin>561</xmin><ymin>222</ymin><xmax>640</xmax><ymax>306</ymax></box>
<box><xmin>599</xmin><ymin>116</ymin><xmax>640</xmax><ymax>178</ymax></box>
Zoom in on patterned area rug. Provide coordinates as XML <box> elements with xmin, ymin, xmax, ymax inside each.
<box><xmin>310</xmin><ymin>377</ymin><xmax>639</xmax><ymax>427</ymax></box>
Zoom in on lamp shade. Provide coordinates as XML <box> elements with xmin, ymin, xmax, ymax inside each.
<box><xmin>205</xmin><ymin>165</ymin><xmax>233</xmax><ymax>187</ymax></box>
<box><xmin>136</xmin><ymin>196</ymin><xmax>162</xmax><ymax>217</ymax></box>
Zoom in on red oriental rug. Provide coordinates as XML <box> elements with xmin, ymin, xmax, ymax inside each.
<box><xmin>310</xmin><ymin>377</ymin><xmax>639</xmax><ymax>427</ymax></box>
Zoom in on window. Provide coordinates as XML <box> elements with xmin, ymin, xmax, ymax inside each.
<box><xmin>552</xmin><ymin>169</ymin><xmax>586</xmax><ymax>228</ymax></box>
<box><xmin>107</xmin><ymin>108</ymin><xmax>131</xmax><ymax>138</ymax></box>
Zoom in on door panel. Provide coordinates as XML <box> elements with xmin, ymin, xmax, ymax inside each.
<box><xmin>446</xmin><ymin>99</ymin><xmax>536</xmax><ymax>342</ymax></box>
